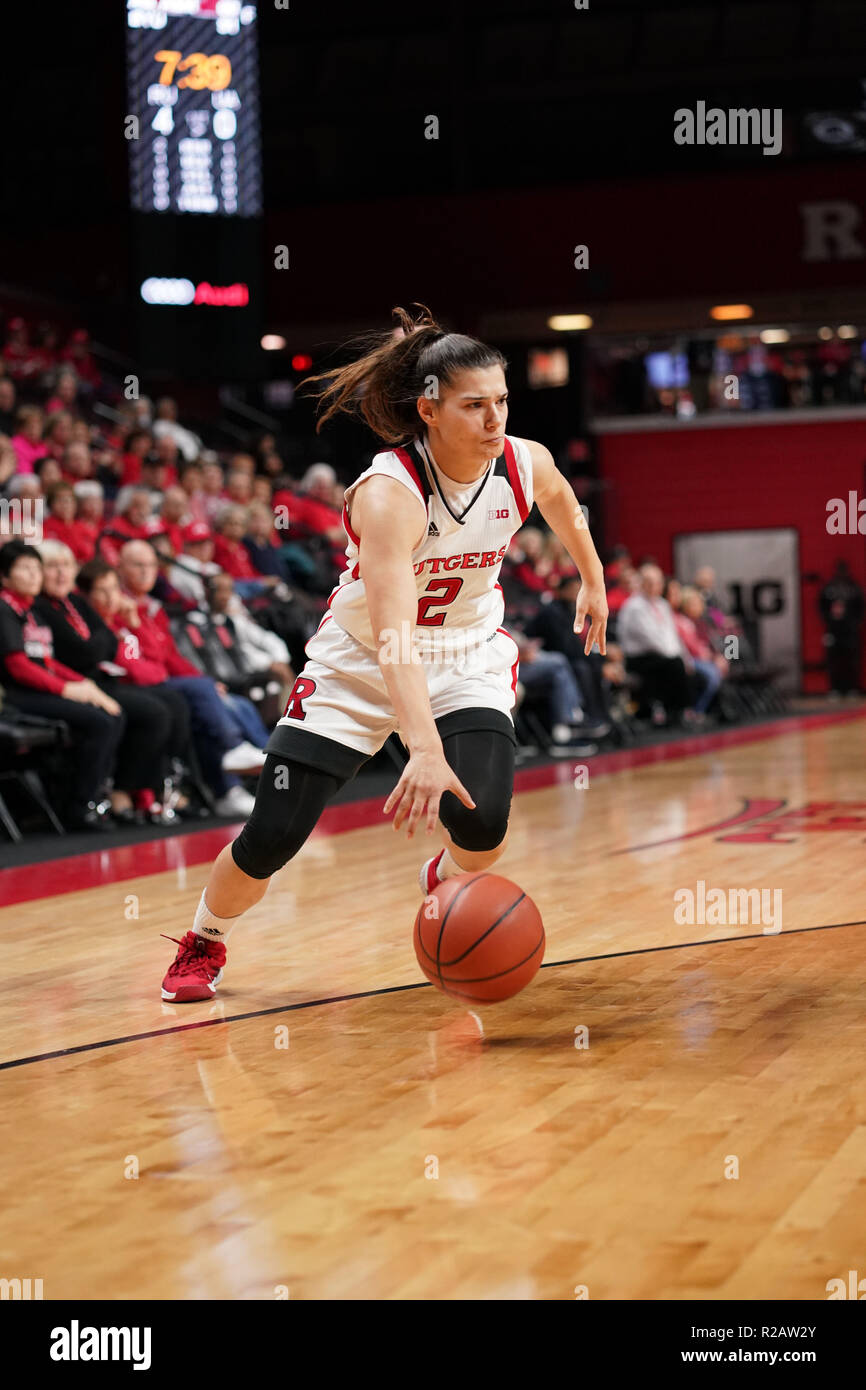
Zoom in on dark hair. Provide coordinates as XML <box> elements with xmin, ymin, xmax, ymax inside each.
<box><xmin>301</xmin><ymin>304</ymin><xmax>507</xmax><ymax>444</ymax></box>
<box><xmin>76</xmin><ymin>556</ymin><xmax>113</xmax><ymax>595</ymax></box>
<box><xmin>47</xmin><ymin>480</ymin><xmax>74</xmax><ymax>504</ymax></box>
<box><xmin>0</xmin><ymin>540</ymin><xmax>42</xmax><ymax>580</ymax></box>
<box><xmin>34</xmin><ymin>455</ymin><xmax>59</xmax><ymax>476</ymax></box>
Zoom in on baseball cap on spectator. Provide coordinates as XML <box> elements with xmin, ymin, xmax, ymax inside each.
<box><xmin>183</xmin><ymin>521</ymin><xmax>213</xmax><ymax>544</ymax></box>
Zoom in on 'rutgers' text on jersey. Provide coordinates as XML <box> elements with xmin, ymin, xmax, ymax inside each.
<box><xmin>327</xmin><ymin>433</ymin><xmax>533</xmax><ymax>654</ymax></box>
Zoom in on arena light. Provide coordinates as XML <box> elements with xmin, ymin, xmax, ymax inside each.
<box><xmin>547</xmin><ymin>314</ymin><xmax>593</xmax><ymax>331</ymax></box>
<box><xmin>818</xmin><ymin>326</ymin><xmax>834</xmax><ymax>340</ymax></box>
<box><xmin>759</xmin><ymin>329</ymin><xmax>790</xmax><ymax>344</ymax></box>
<box><xmin>838</xmin><ymin>325</ymin><xmax>858</xmax><ymax>338</ymax></box>
<box><xmin>261</xmin><ymin>334</ymin><xmax>286</xmax><ymax>351</ymax></box>
<box><xmin>291</xmin><ymin>353</ymin><xmax>313</xmax><ymax>370</ymax></box>
<box><xmin>710</xmin><ymin>304</ymin><xmax>754</xmax><ymax>321</ymax></box>
<box><xmin>140</xmin><ymin>277</ymin><xmax>195</xmax><ymax>305</ymax></box>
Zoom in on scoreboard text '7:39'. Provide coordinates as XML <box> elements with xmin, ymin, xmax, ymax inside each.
<box><xmin>154</xmin><ymin>51</ymin><xmax>232</xmax><ymax>92</ymax></box>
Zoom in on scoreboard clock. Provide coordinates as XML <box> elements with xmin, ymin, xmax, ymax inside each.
<box><xmin>126</xmin><ymin>1</ymin><xmax>263</xmax><ymax>380</ymax></box>
<box><xmin>126</xmin><ymin>0</ymin><xmax>262</xmax><ymax>218</ymax></box>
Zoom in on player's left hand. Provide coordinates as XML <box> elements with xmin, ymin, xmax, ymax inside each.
<box><xmin>574</xmin><ymin>582</ymin><xmax>608</xmax><ymax>656</ymax></box>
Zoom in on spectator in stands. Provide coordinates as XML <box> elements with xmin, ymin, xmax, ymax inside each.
<box><xmin>0</xmin><ymin>441</ymin><xmax>17</xmax><ymax>495</ymax></box>
<box><xmin>114</xmin><ymin>540</ymin><xmax>268</xmax><ymax>817</ymax></box>
<box><xmin>43</xmin><ymin>411</ymin><xmax>73</xmax><ymax>460</ymax></box>
<box><xmin>820</xmin><ymin>559</ymin><xmax>864</xmax><ymax>697</ymax></box>
<box><xmin>6</xmin><ymin>473</ymin><xmax>42</xmax><ymax>505</ymax></box>
<box><xmin>34</xmin><ymin>455</ymin><xmax>64</xmax><ymax>492</ymax></box>
<box><xmin>178</xmin><ymin>459</ymin><xmax>208</xmax><ymax>524</ymax></box>
<box><xmin>59</xmin><ymin>328</ymin><xmax>101</xmax><ymax>392</ymax></box>
<box><xmin>61</xmin><ymin>441</ymin><xmax>93</xmax><ymax>483</ymax></box>
<box><xmin>10</xmin><ymin>405</ymin><xmax>45</xmax><ymax>474</ymax></box>
<box><xmin>201</xmin><ymin>460</ymin><xmax>228</xmax><ymax>523</ymax></box>
<box><xmin>148</xmin><ymin>532</ymin><xmax>196</xmax><ymax>615</ymax></box>
<box><xmin>168</xmin><ymin>522</ymin><xmax>221</xmax><ymax>606</ymax></box>
<box><xmin>152</xmin><ymin>396</ymin><xmax>202</xmax><ymax>462</ymax></box>
<box><xmin>618</xmin><ymin>563</ymin><xmax>693</xmax><ymax>721</ymax></box>
<box><xmin>243</xmin><ymin>502</ymin><xmax>287</xmax><ymax>580</ymax></box>
<box><xmin>524</xmin><ymin>572</ymin><xmax>620</xmax><ymax>733</ymax></box>
<box><xmin>251</xmin><ymin>476</ymin><xmax>273</xmax><ymax>507</ymax></box>
<box><xmin>666</xmin><ymin>579</ymin><xmax>727</xmax><ymax>716</ymax></box>
<box><xmin>505</xmin><ymin>528</ymin><xmax>553</xmax><ymax>596</ymax></box>
<box><xmin>226</xmin><ymin>471</ymin><xmax>254</xmax><ymax>506</ymax></box>
<box><xmin>42</xmin><ymin>482</ymin><xmax>98</xmax><ymax>563</ymax></box>
<box><xmin>32</xmin><ymin>323</ymin><xmax>60</xmax><ymax>386</ymax></box>
<box><xmin>120</xmin><ymin>428</ymin><xmax>153</xmax><ymax>486</ymax></box>
<box><xmin>510</xmin><ymin>629</ymin><xmax>597</xmax><ymax>751</ymax></box>
<box><xmin>36</xmin><ymin>540</ymin><xmax>188</xmax><ymax>822</ymax></box>
<box><xmin>0</xmin><ymin>376</ymin><xmax>16</xmax><ymax>435</ymax></box>
<box><xmin>2</xmin><ymin>319</ymin><xmax>41</xmax><ymax>381</ymax></box>
<box><xmin>204</xmin><ymin>570</ymin><xmax>294</xmax><ymax>697</ymax></box>
<box><xmin>0</xmin><ymin>539</ymin><xmax>124</xmax><ymax>830</ymax></box>
<box><xmin>213</xmin><ymin>505</ymin><xmax>280</xmax><ymax>596</ymax></box>
<box><xmin>228</xmin><ymin>452</ymin><xmax>256</xmax><ymax>477</ymax></box>
<box><xmin>153</xmin><ymin>434</ymin><xmax>180</xmax><ymax>482</ymax></box>
<box><xmin>100</xmin><ymin>487</ymin><xmax>161</xmax><ymax>565</ymax></box>
<box><xmin>45</xmin><ymin>368</ymin><xmax>81</xmax><ymax>417</ymax></box>
<box><xmin>159</xmin><ymin>485</ymin><xmax>190</xmax><ymax>553</ymax></box>
<box><xmin>73</xmin><ymin>480</ymin><xmax>105</xmax><ymax>536</ymax></box>
<box><xmin>274</xmin><ymin>462</ymin><xmax>344</xmax><ymax>548</ymax></box>
<box><xmin>259</xmin><ymin>450</ymin><xmax>288</xmax><ymax>483</ymax></box>
<box><xmin>139</xmin><ymin>454</ymin><xmax>174</xmax><ymax>506</ymax></box>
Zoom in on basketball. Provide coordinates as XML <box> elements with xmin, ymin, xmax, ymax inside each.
<box><xmin>414</xmin><ymin>873</ymin><xmax>545</xmax><ymax>1004</ymax></box>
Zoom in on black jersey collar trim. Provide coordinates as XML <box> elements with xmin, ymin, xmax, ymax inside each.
<box><xmin>416</xmin><ymin>436</ymin><xmax>499</xmax><ymax>527</ymax></box>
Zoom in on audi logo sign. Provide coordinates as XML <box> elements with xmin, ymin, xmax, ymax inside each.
<box><xmin>140</xmin><ymin>278</ymin><xmax>250</xmax><ymax>307</ymax></box>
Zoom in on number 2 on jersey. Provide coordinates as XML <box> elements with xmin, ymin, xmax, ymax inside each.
<box><xmin>416</xmin><ymin>577</ymin><xmax>464</xmax><ymax>627</ymax></box>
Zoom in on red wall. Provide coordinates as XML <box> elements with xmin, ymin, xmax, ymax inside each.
<box><xmin>597</xmin><ymin>419</ymin><xmax>866</xmax><ymax>691</ymax></box>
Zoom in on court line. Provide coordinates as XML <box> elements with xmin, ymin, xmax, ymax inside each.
<box><xmin>1</xmin><ymin>915</ymin><xmax>864</xmax><ymax>1074</ymax></box>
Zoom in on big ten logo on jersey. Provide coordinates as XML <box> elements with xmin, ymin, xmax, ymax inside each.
<box><xmin>283</xmin><ymin>676</ymin><xmax>317</xmax><ymax>720</ymax></box>
<box><xmin>488</xmin><ymin>507</ymin><xmax>510</xmax><ymax>520</ymax></box>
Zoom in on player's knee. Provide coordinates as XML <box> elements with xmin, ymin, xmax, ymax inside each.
<box><xmin>442</xmin><ymin>794</ymin><xmax>509</xmax><ymax>854</ymax></box>
<box><xmin>230</xmin><ymin>820</ymin><xmax>307</xmax><ymax>880</ymax></box>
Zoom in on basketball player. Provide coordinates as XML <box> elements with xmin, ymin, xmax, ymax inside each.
<box><xmin>161</xmin><ymin>306</ymin><xmax>608</xmax><ymax>1001</ymax></box>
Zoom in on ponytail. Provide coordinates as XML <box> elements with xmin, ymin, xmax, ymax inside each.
<box><xmin>301</xmin><ymin>304</ymin><xmax>506</xmax><ymax>444</ymax></box>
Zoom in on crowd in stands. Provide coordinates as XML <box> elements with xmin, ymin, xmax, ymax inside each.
<box><xmin>499</xmin><ymin>530</ymin><xmax>763</xmax><ymax>758</ymax></box>
<box><xmin>593</xmin><ymin>333</ymin><xmax>866</xmax><ymax>419</ymax></box>
<box><xmin>0</xmin><ymin>311</ymin><xmax>785</xmax><ymax>838</ymax></box>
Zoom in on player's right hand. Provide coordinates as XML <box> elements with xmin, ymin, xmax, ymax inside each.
<box><xmin>383</xmin><ymin>746</ymin><xmax>476</xmax><ymax>838</ymax></box>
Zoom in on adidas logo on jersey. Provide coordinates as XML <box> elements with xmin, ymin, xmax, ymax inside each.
<box><xmin>427</xmin><ymin>521</ymin><xmax>440</xmax><ymax>536</ymax></box>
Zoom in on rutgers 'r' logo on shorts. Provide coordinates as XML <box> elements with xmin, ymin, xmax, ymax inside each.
<box><xmin>283</xmin><ymin>676</ymin><xmax>318</xmax><ymax>721</ymax></box>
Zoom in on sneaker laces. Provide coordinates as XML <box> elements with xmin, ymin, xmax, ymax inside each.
<box><xmin>161</xmin><ymin>930</ymin><xmax>225</xmax><ymax>974</ymax></box>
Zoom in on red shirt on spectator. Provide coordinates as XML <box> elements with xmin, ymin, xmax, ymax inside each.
<box><xmin>273</xmin><ymin>489</ymin><xmax>341</xmax><ymax>539</ymax></box>
<box><xmin>212</xmin><ymin>535</ymin><xmax>260</xmax><ymax>580</ymax></box>
<box><xmin>42</xmin><ymin>516</ymin><xmax>99</xmax><ymax>564</ymax></box>
<box><xmin>108</xmin><ymin>598</ymin><xmax>199</xmax><ymax>683</ymax></box>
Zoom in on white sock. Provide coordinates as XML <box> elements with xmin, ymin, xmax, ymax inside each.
<box><xmin>192</xmin><ymin>890</ymin><xmax>241</xmax><ymax>943</ymax></box>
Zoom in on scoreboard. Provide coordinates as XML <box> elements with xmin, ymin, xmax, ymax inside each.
<box><xmin>126</xmin><ymin>0</ymin><xmax>262</xmax><ymax>219</ymax></box>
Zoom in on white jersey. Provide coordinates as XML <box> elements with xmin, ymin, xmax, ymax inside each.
<box><xmin>327</xmin><ymin>433</ymin><xmax>533</xmax><ymax>655</ymax></box>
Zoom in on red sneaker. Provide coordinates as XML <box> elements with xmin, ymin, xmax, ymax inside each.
<box><xmin>161</xmin><ymin>931</ymin><xmax>226</xmax><ymax>1002</ymax></box>
<box><xmin>418</xmin><ymin>848</ymin><xmax>445</xmax><ymax>896</ymax></box>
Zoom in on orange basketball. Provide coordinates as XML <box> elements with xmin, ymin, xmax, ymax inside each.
<box><xmin>413</xmin><ymin>873</ymin><xmax>545</xmax><ymax>1004</ymax></box>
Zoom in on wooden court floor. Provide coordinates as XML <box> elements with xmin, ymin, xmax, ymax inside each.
<box><xmin>1</xmin><ymin>712</ymin><xmax>865</xmax><ymax>1300</ymax></box>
